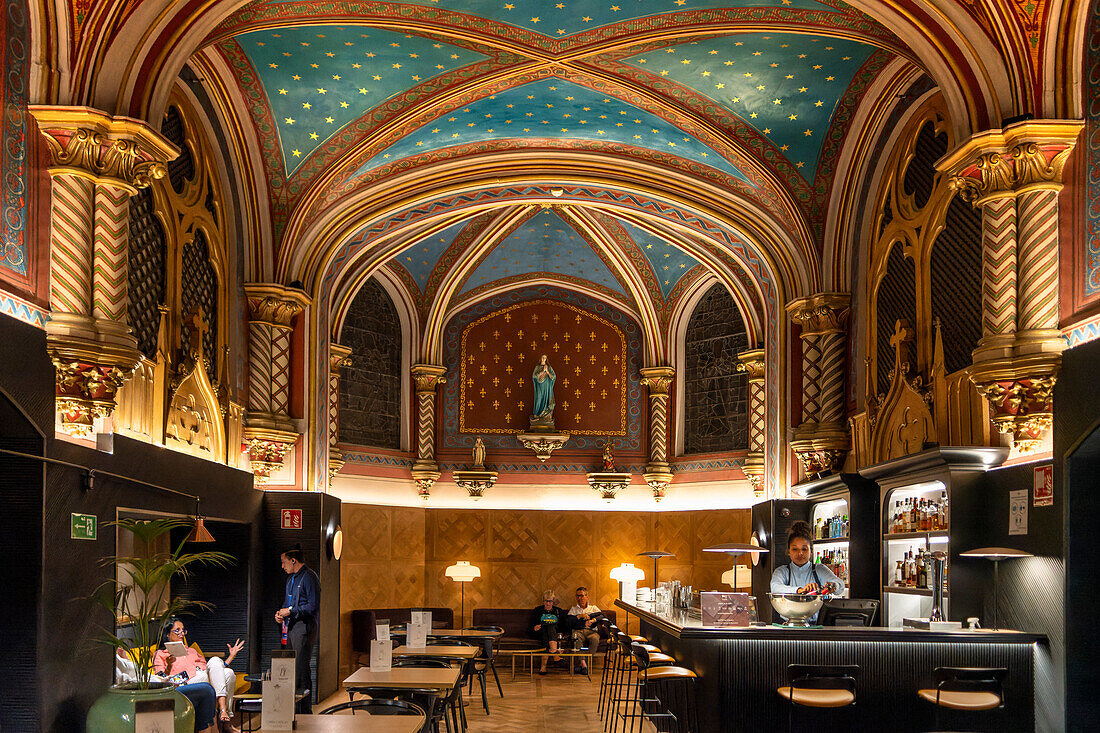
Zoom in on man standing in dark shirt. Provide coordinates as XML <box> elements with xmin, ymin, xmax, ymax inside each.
<box><xmin>276</xmin><ymin>546</ymin><xmax>320</xmax><ymax>713</ymax></box>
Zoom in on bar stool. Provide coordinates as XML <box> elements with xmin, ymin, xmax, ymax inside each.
<box><xmin>917</xmin><ymin>666</ymin><xmax>1005</xmax><ymax>729</ymax></box>
<box><xmin>604</xmin><ymin>633</ymin><xmax>679</xmax><ymax>733</ymax></box>
<box><xmin>776</xmin><ymin>664</ymin><xmax>858</xmax><ymax>733</ymax></box>
<box><xmin>623</xmin><ymin>643</ymin><xmax>699</xmax><ymax>733</ymax></box>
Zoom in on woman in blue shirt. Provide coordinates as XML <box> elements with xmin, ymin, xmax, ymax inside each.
<box><xmin>770</xmin><ymin>521</ymin><xmax>845</xmax><ymax>622</ymax></box>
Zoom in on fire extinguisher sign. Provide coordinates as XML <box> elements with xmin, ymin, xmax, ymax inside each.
<box><xmin>281</xmin><ymin>509</ymin><xmax>303</xmax><ymax>530</ymax></box>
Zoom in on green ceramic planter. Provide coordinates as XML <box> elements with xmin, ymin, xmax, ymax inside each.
<box><xmin>86</xmin><ymin>683</ymin><xmax>195</xmax><ymax>733</ymax></box>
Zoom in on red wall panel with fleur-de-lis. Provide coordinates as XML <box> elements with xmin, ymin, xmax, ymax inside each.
<box><xmin>458</xmin><ymin>299</ymin><xmax>627</xmax><ymax>436</ymax></box>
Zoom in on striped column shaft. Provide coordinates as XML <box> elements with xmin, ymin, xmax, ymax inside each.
<box><xmin>92</xmin><ymin>184</ymin><xmax>131</xmax><ymax>322</ymax></box>
<box><xmin>648</xmin><ymin>392</ymin><xmax>669</xmax><ymax>463</ymax></box>
<box><xmin>247</xmin><ymin>322</ymin><xmax>272</xmax><ymax>413</ymax></box>
<box><xmin>416</xmin><ymin>392</ymin><xmax>436</xmax><ymax>461</ymax></box>
<box><xmin>49</xmin><ymin>174</ymin><xmax>95</xmax><ymax>315</ymax></box>
<box><xmin>801</xmin><ymin>334</ymin><xmax>823</xmax><ymax>423</ymax></box>
<box><xmin>748</xmin><ymin>379</ymin><xmax>765</xmax><ymax>453</ymax></box>
<box><xmin>1016</xmin><ymin>189</ymin><xmax>1060</xmax><ymax>331</ymax></box>
<box><xmin>269</xmin><ymin>326</ymin><xmax>293</xmax><ymax>414</ymax></box>
<box><xmin>980</xmin><ymin>197</ymin><xmax>1017</xmax><ymax>336</ymax></box>
<box><xmin>817</xmin><ymin>331</ymin><xmax>846</xmax><ymax>423</ymax></box>
<box><xmin>328</xmin><ymin>369</ymin><xmax>340</xmax><ymax>447</ymax></box>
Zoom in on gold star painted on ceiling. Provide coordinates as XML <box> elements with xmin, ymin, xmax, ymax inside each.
<box><xmin>268</xmin><ymin>63</ymin><xmax>278</xmax><ymax>69</ymax></box>
<box><xmin>788</xmin><ymin>114</ymin><xmax>797</xmax><ymax>121</ymax></box>
<box><xmin>326</xmin><ymin>116</ymin><xmax>335</xmax><ymax>123</ymax></box>
<box><xmin>352</xmin><ymin>63</ymin><xmax>361</xmax><ymax>69</ymax></box>
<box><xmin>278</xmin><ymin>88</ymin><xmax>288</xmax><ymax>95</ymax></box>
<box><xmin>302</xmin><ymin>102</ymin><xmax>311</xmax><ymax>109</ymax></box>
<box><xmin>309</xmin><ymin>132</ymin><xmax>318</xmax><ymax>139</ymax></box>
<box><xmin>358</xmin><ymin>87</ymin><xmax>367</xmax><ymax>94</ymax></box>
<box><xmin>814</xmin><ymin>100</ymin><xmax>824</xmax><ymax>107</ymax></box>
<box><xmin>291</xmin><ymin>149</ymin><xmax>301</xmax><ymax>157</ymax></box>
<box><xmin>582</xmin><ymin>15</ymin><xmax>592</xmax><ymax>21</ymax></box>
<box><xmin>804</xmin><ymin>129</ymin><xmax>813</xmax><ymax>136</ymax></box>
<box><xmin>284</xmin><ymin>117</ymin><xmax>295</xmax><ymax>124</ymax></box>
<box><xmin>317</xmin><ymin>87</ymin><xmax>326</xmax><ymax>94</ymax></box>
<box><xmin>504</xmin><ymin>3</ymin><xmax>514</xmax><ymax>8</ymax></box>
<box><xmin>530</xmin><ymin>16</ymin><xmax>540</xmax><ymax>22</ymax></box>
<box><xmin>772</xmin><ymin>98</ymin><xmax>781</xmax><ymax>105</ymax></box>
<box><xmin>826</xmin><ymin>76</ymin><xmax>835</xmax><ymax>81</ymax></box>
<box><xmin>340</xmin><ymin>101</ymin><xmax>349</xmax><ymax>108</ymax></box>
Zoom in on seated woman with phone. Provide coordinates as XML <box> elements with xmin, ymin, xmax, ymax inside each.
<box><xmin>529</xmin><ymin>590</ymin><xmax>569</xmax><ymax>675</ymax></box>
<box><xmin>154</xmin><ymin>618</ymin><xmax>244</xmax><ymax>733</ymax></box>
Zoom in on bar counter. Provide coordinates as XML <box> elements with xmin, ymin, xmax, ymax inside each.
<box><xmin>616</xmin><ymin>599</ymin><xmax>1046</xmax><ymax>732</ymax></box>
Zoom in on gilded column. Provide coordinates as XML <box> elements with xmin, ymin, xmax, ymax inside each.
<box><xmin>787</xmin><ymin>293</ymin><xmax>850</xmax><ymax>477</ymax></box>
<box><xmin>327</xmin><ymin>343</ymin><xmax>353</xmax><ymax>483</ymax></box>
<box><xmin>736</xmin><ymin>349</ymin><xmax>766</xmax><ymax>497</ymax></box>
<box><xmin>640</xmin><ymin>366</ymin><xmax>675</xmax><ymax>501</ymax></box>
<box><xmin>410</xmin><ymin>363</ymin><xmax>447</xmax><ymax>499</ymax></box>
<box><xmin>30</xmin><ymin>107</ymin><xmax>177</xmax><ymax>436</ymax></box>
<box><xmin>940</xmin><ymin>120</ymin><xmax>1080</xmax><ymax>452</ymax></box>
<box><xmin>242</xmin><ymin>284</ymin><xmax>310</xmax><ymax>484</ymax></box>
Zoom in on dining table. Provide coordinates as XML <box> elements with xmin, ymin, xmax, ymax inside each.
<box><xmin>391</xmin><ymin>644</ymin><xmax>478</xmax><ymax>660</ymax></box>
<box><xmin>343</xmin><ymin>665</ymin><xmax>462</xmax><ymax>693</ymax></box>
<box><xmin>258</xmin><ymin>713</ymin><xmax>423</xmax><ymax>732</ymax></box>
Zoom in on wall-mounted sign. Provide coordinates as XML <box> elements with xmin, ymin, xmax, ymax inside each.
<box><xmin>71</xmin><ymin>513</ymin><xmax>97</xmax><ymax>540</ymax></box>
<box><xmin>1033</xmin><ymin>465</ymin><xmax>1054</xmax><ymax>507</ymax></box>
<box><xmin>1009</xmin><ymin>489</ymin><xmax>1028</xmax><ymax>535</ymax></box>
<box><xmin>280</xmin><ymin>509</ymin><xmax>302</xmax><ymax>530</ymax></box>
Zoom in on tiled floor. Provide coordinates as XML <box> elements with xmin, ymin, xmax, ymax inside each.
<box><xmin>315</xmin><ymin>659</ymin><xmax>657</xmax><ymax>732</ymax></box>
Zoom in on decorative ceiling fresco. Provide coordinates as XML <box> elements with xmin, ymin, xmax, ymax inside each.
<box><xmin>351</xmin><ymin>78</ymin><xmax>752</xmax><ymax>181</ymax></box>
<box><xmin>623</xmin><ymin>33</ymin><xmax>875</xmax><ymax>179</ymax></box>
<box><xmin>211</xmin><ymin>0</ymin><xmax>908</xmax><ymax>250</ymax></box>
<box><xmin>455</xmin><ymin>209</ymin><xmax>628</xmax><ymax>298</ymax></box>
<box><xmin>615</xmin><ymin>219</ymin><xmax>701</xmax><ymax>299</ymax></box>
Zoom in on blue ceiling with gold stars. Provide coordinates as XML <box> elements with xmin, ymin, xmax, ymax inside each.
<box><xmin>394</xmin><ymin>218</ymin><xmax>473</xmax><ymax>291</ymax></box>
<box><xmin>351</xmin><ymin>79</ymin><xmax>752</xmax><ymax>181</ymax></box>
<box><xmin>456</xmin><ymin>210</ymin><xmax>627</xmax><ymax>297</ymax></box>
<box><xmin>615</xmin><ymin>219</ymin><xmax>700</xmax><ymax>298</ymax></box>
<box><xmin>625</xmin><ymin>33</ymin><xmax>874</xmax><ymax>179</ymax></box>
<box><xmin>235</xmin><ymin>24</ymin><xmax>487</xmax><ymax>175</ymax></box>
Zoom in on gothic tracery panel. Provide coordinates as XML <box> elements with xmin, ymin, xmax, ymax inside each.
<box><xmin>684</xmin><ymin>283</ymin><xmax>749</xmax><ymax>453</ymax></box>
<box><xmin>339</xmin><ymin>277</ymin><xmax>402</xmax><ymax>449</ymax></box>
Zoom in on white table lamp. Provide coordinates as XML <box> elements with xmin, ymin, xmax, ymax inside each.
<box><xmin>722</xmin><ymin>565</ymin><xmax>752</xmax><ymax>590</ymax></box>
<box><xmin>610</xmin><ymin>563</ymin><xmax>645</xmax><ymax>635</ymax></box>
<box><xmin>445</xmin><ymin>561</ymin><xmax>481</xmax><ymax>627</ymax></box>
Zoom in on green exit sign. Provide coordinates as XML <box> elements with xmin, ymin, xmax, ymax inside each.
<box><xmin>71</xmin><ymin>513</ymin><xmax>97</xmax><ymax>540</ymax></box>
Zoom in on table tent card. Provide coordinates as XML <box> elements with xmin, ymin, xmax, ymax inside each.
<box><xmin>407</xmin><ymin>610</ymin><xmax>431</xmax><ymax>648</ymax></box>
<box><xmin>261</xmin><ymin>650</ymin><xmax>296</xmax><ymax>731</ymax></box>
<box><xmin>701</xmin><ymin>592</ymin><xmax>754</xmax><ymax>627</ymax></box>
<box><xmin>370</xmin><ymin>620</ymin><xmax>392</xmax><ymax>671</ymax></box>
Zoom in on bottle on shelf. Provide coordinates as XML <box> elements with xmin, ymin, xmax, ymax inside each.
<box><xmin>895</xmin><ymin>557</ymin><xmax>904</xmax><ymax>586</ymax></box>
<box><xmin>917</xmin><ymin>550</ymin><xmax>927</xmax><ymax>588</ymax></box>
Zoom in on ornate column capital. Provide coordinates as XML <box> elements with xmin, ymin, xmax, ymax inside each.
<box><xmin>242</xmin><ymin>426</ymin><xmax>299</xmax><ymax>485</ymax></box>
<box><xmin>639</xmin><ymin>365</ymin><xmax>675</xmax><ymax>394</ymax></box>
<box><xmin>329</xmin><ymin>343</ymin><xmax>352</xmax><ymax>373</ymax></box>
<box><xmin>736</xmin><ymin>349</ymin><xmax>766</xmax><ymax>380</ymax></box>
<box><xmin>741</xmin><ymin>453</ymin><xmax>766</xmax><ymax>498</ymax></box>
<box><xmin>244</xmin><ymin>283</ymin><xmax>311</xmax><ymax>327</ymax></box>
<box><xmin>786</xmin><ymin>293</ymin><xmax>850</xmax><ymax>337</ymax></box>
<box><xmin>411</xmin><ymin>363</ymin><xmax>447</xmax><ymax>393</ymax></box>
<box><xmin>29</xmin><ymin>106</ymin><xmax>178</xmax><ymax>193</ymax></box>
<box><xmin>968</xmin><ymin>352</ymin><xmax>1059</xmax><ymax>454</ymax></box>
<box><xmin>938</xmin><ymin>119</ymin><xmax>1083</xmax><ymax>204</ymax></box>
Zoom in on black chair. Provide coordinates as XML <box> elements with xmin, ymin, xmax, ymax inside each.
<box><xmin>917</xmin><ymin>666</ymin><xmax>1006</xmax><ymax>728</ymax></box>
<box><xmin>464</xmin><ymin>625</ymin><xmax>505</xmax><ymax>699</ymax></box>
<box><xmin>393</xmin><ymin>658</ymin><xmax>466</xmax><ymax>733</ymax></box>
<box><xmin>777</xmin><ymin>664</ymin><xmax>858</xmax><ymax>733</ymax></box>
<box><xmin>354</xmin><ymin>686</ymin><xmax>445</xmax><ymax>733</ymax></box>
<box><xmin>320</xmin><ymin>697</ymin><xmax>427</xmax><ymax>728</ymax></box>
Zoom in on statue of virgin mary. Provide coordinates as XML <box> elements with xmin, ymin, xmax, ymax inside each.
<box><xmin>530</xmin><ymin>354</ymin><xmax>556</xmax><ymax>429</ymax></box>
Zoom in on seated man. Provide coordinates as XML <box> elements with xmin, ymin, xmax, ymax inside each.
<box><xmin>567</xmin><ymin>586</ymin><xmax>605</xmax><ymax>672</ymax></box>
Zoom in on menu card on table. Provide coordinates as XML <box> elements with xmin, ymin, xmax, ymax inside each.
<box><xmin>407</xmin><ymin>610</ymin><xmax>431</xmax><ymax>648</ymax></box>
<box><xmin>261</xmin><ymin>650</ymin><xmax>296</xmax><ymax>731</ymax></box>
<box><xmin>370</xmin><ymin>620</ymin><xmax>392</xmax><ymax>671</ymax></box>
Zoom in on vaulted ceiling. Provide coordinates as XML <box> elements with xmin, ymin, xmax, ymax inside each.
<box><xmin>199</xmin><ymin>0</ymin><xmax>914</xmax><ymax>318</ymax></box>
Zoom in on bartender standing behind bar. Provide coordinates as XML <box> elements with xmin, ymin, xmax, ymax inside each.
<box><xmin>770</xmin><ymin>521</ymin><xmax>846</xmax><ymax>601</ymax></box>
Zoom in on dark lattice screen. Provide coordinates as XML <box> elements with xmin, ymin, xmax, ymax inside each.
<box><xmin>902</xmin><ymin>120</ymin><xmax>948</xmax><ymax>210</ymax></box>
<box><xmin>339</xmin><ymin>278</ymin><xmax>402</xmax><ymax>448</ymax></box>
<box><xmin>875</xmin><ymin>244</ymin><xmax>916</xmax><ymax>397</ymax></box>
<box><xmin>162</xmin><ymin>106</ymin><xmax>194</xmax><ymax>193</ymax></box>
<box><xmin>683</xmin><ymin>283</ymin><xmax>749</xmax><ymax>453</ymax></box>
<box><xmin>127</xmin><ymin>187</ymin><xmax>167</xmax><ymax>359</ymax></box>
<box><xmin>180</xmin><ymin>229</ymin><xmax>219</xmax><ymax>377</ymax></box>
<box><xmin>930</xmin><ymin>195</ymin><xmax>982</xmax><ymax>374</ymax></box>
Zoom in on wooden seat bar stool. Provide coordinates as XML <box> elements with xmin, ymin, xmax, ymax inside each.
<box><xmin>776</xmin><ymin>664</ymin><xmax>858</xmax><ymax>733</ymax></box>
<box><xmin>621</xmin><ymin>643</ymin><xmax>699</xmax><ymax>733</ymax></box>
<box><xmin>917</xmin><ymin>666</ymin><xmax>1006</xmax><ymax>729</ymax></box>
<box><xmin>602</xmin><ymin>629</ymin><xmax>677</xmax><ymax>731</ymax></box>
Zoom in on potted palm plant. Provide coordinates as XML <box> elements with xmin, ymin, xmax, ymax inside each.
<box><xmin>86</xmin><ymin>517</ymin><xmax>232</xmax><ymax>732</ymax></box>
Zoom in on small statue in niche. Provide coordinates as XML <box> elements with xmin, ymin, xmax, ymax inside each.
<box><xmin>601</xmin><ymin>441</ymin><xmax>615</xmax><ymax>471</ymax></box>
<box><xmin>472</xmin><ymin>436</ymin><xmax>487</xmax><ymax>469</ymax></box>
<box><xmin>529</xmin><ymin>354</ymin><xmax>556</xmax><ymax>430</ymax></box>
